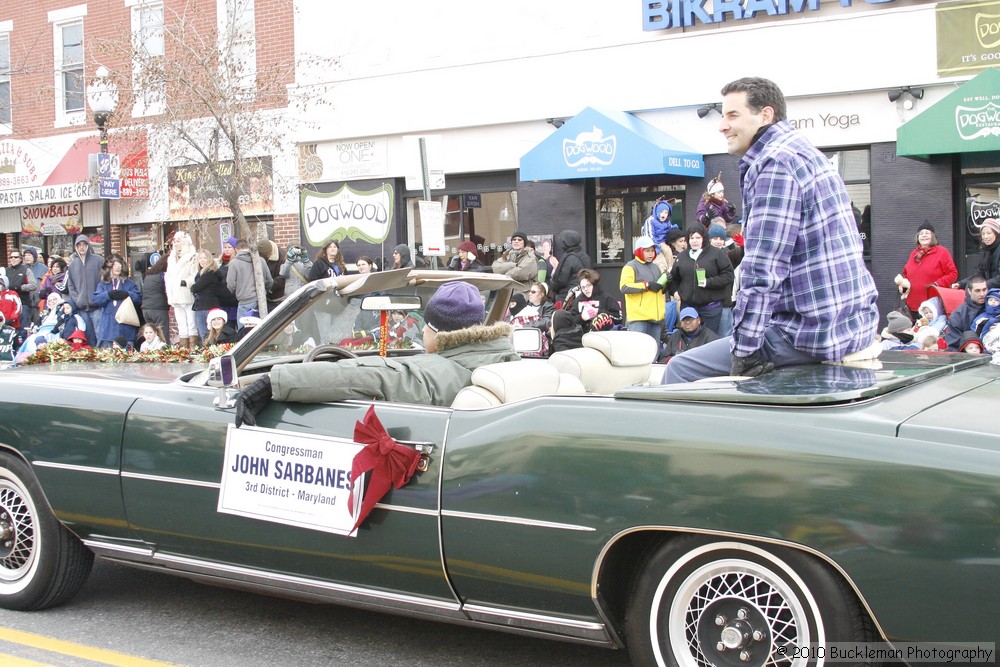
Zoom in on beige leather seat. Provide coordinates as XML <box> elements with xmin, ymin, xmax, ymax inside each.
<box><xmin>548</xmin><ymin>330</ymin><xmax>658</xmax><ymax>393</ymax></box>
<box><xmin>451</xmin><ymin>360</ymin><xmax>564</xmax><ymax>409</ymax></box>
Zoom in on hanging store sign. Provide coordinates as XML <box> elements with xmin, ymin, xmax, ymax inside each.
<box><xmin>168</xmin><ymin>157</ymin><xmax>274</xmax><ymax>221</ymax></box>
<box><xmin>937</xmin><ymin>0</ymin><xmax>1000</xmax><ymax>76</ymax></box>
<box><xmin>299</xmin><ymin>180</ymin><xmax>394</xmax><ymax>246</ymax></box>
<box><xmin>642</xmin><ymin>0</ymin><xmax>896</xmax><ymax>31</ymax></box>
<box><xmin>19</xmin><ymin>202</ymin><xmax>83</xmax><ymax>236</ymax></box>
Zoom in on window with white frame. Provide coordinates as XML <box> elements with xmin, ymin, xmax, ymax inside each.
<box><xmin>218</xmin><ymin>0</ymin><xmax>257</xmax><ymax>95</ymax></box>
<box><xmin>49</xmin><ymin>5</ymin><xmax>88</xmax><ymax>126</ymax></box>
<box><xmin>130</xmin><ymin>0</ymin><xmax>165</xmax><ymax>116</ymax></box>
<box><xmin>0</xmin><ymin>30</ymin><xmax>11</xmax><ymax>129</ymax></box>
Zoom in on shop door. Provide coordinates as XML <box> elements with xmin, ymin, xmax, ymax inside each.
<box><xmin>960</xmin><ymin>175</ymin><xmax>1000</xmax><ymax>279</ymax></box>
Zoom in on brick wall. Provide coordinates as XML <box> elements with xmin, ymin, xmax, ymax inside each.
<box><xmin>870</xmin><ymin>142</ymin><xmax>954</xmax><ymax>319</ymax></box>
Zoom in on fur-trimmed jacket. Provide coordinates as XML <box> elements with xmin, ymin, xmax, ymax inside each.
<box><xmin>270</xmin><ymin>322</ymin><xmax>518</xmax><ymax>406</ymax></box>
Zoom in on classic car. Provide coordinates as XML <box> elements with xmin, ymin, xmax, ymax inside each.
<box><xmin>0</xmin><ymin>268</ymin><xmax>997</xmax><ymax>667</ymax></box>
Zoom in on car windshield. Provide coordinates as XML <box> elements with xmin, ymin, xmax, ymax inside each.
<box><xmin>235</xmin><ymin>270</ymin><xmax>513</xmax><ymax>370</ymax></box>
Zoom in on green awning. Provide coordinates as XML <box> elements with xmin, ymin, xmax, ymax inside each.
<box><xmin>897</xmin><ymin>67</ymin><xmax>1000</xmax><ymax>157</ymax></box>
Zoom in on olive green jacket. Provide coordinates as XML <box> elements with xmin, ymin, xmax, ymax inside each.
<box><xmin>270</xmin><ymin>322</ymin><xmax>517</xmax><ymax>406</ymax></box>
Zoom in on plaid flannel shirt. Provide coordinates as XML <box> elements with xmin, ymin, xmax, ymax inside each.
<box><xmin>733</xmin><ymin>121</ymin><xmax>879</xmax><ymax>359</ymax></box>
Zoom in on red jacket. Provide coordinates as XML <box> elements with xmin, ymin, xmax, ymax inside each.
<box><xmin>901</xmin><ymin>244</ymin><xmax>958</xmax><ymax>312</ymax></box>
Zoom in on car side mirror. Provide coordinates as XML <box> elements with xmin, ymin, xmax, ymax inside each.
<box><xmin>208</xmin><ymin>355</ymin><xmax>238</xmax><ymax>387</ymax></box>
<box><xmin>209</xmin><ymin>356</ymin><xmax>238</xmax><ymax>408</ymax></box>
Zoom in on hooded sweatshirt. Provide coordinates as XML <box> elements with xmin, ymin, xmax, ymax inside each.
<box><xmin>227</xmin><ymin>250</ymin><xmax>274</xmax><ymax>305</ymax></box>
<box><xmin>549</xmin><ymin>230</ymin><xmax>592</xmax><ymax>299</ymax></box>
<box><xmin>67</xmin><ymin>235</ymin><xmax>105</xmax><ymax>312</ymax></box>
<box><xmin>393</xmin><ymin>244</ymin><xmax>414</xmax><ymax>269</ymax></box>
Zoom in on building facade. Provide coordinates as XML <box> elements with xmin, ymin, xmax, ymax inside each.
<box><xmin>3</xmin><ymin>0</ymin><xmax>999</xmax><ymax>322</ymax></box>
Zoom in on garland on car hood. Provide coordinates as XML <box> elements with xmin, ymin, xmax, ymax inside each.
<box><xmin>17</xmin><ymin>338</ymin><xmax>233</xmax><ymax>366</ymax></box>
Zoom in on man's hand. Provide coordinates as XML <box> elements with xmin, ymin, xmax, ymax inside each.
<box><xmin>234</xmin><ymin>375</ymin><xmax>273</xmax><ymax>428</ymax></box>
<box><xmin>731</xmin><ymin>350</ymin><xmax>774</xmax><ymax>378</ymax></box>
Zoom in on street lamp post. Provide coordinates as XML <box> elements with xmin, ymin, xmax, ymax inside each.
<box><xmin>86</xmin><ymin>66</ymin><xmax>118</xmax><ymax>260</ymax></box>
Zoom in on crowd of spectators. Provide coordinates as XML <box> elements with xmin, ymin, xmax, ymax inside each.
<box><xmin>4</xmin><ymin>205</ymin><xmax>1000</xmax><ymax>368</ymax></box>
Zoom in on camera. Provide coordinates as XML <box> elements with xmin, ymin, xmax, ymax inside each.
<box><xmin>287</xmin><ymin>247</ymin><xmax>301</xmax><ymax>261</ymax></box>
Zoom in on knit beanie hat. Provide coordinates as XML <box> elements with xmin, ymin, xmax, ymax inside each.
<box><xmin>207</xmin><ymin>308</ymin><xmax>228</xmax><ymax>323</ymax></box>
<box><xmin>708</xmin><ymin>181</ymin><xmax>725</xmax><ymax>196</ymax></box>
<box><xmin>225</xmin><ymin>237</ymin><xmax>239</xmax><ymax>249</ymax></box>
<box><xmin>981</xmin><ymin>218</ymin><xmax>1000</xmax><ymax>236</ymax></box>
<box><xmin>708</xmin><ymin>225</ymin><xmax>727</xmax><ymax>240</ymax></box>
<box><xmin>886</xmin><ymin>311</ymin><xmax>911</xmax><ymax>334</ymax></box>
<box><xmin>458</xmin><ymin>240</ymin><xmax>478</xmax><ymax>255</ymax></box>
<box><xmin>510</xmin><ymin>231</ymin><xmax>528</xmax><ymax>243</ymax></box>
<box><xmin>918</xmin><ymin>221</ymin><xmax>935</xmax><ymax>234</ymax></box>
<box><xmin>257</xmin><ymin>239</ymin><xmax>279</xmax><ymax>261</ymax></box>
<box><xmin>424</xmin><ymin>282</ymin><xmax>485</xmax><ymax>332</ymax></box>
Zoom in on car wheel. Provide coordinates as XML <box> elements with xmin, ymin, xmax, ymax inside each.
<box><xmin>625</xmin><ymin>536</ymin><xmax>873</xmax><ymax>667</ymax></box>
<box><xmin>0</xmin><ymin>453</ymin><xmax>94</xmax><ymax>610</ymax></box>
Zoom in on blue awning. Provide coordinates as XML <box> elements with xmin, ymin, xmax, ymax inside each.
<box><xmin>520</xmin><ymin>107</ymin><xmax>704</xmax><ymax>181</ymax></box>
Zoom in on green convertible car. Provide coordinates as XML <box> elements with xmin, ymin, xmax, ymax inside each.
<box><xmin>0</xmin><ymin>269</ymin><xmax>997</xmax><ymax>667</ymax></box>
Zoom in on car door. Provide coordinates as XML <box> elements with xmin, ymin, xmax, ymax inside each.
<box><xmin>120</xmin><ymin>380</ymin><xmax>457</xmax><ymax>608</ymax></box>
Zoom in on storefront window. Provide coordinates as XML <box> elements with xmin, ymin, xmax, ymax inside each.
<box><xmin>823</xmin><ymin>148</ymin><xmax>871</xmax><ymax>264</ymax></box>
<box><xmin>960</xmin><ymin>176</ymin><xmax>1000</xmax><ymax>278</ymax></box>
<box><xmin>594</xmin><ymin>181</ymin><xmax>686</xmax><ymax>265</ymax></box>
<box><xmin>408</xmin><ymin>190</ymin><xmax>516</xmax><ymax>267</ymax></box>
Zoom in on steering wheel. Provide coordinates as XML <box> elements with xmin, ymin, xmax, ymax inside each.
<box><xmin>303</xmin><ymin>344</ymin><xmax>359</xmax><ymax>363</ymax></box>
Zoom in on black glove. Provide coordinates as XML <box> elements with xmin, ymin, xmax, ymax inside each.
<box><xmin>179</xmin><ymin>280</ymin><xmax>187</xmax><ymax>287</ymax></box>
<box><xmin>234</xmin><ymin>375</ymin><xmax>272</xmax><ymax>428</ymax></box>
<box><xmin>731</xmin><ymin>350</ymin><xmax>775</xmax><ymax>378</ymax></box>
<box><xmin>726</xmin><ymin>203</ymin><xmax>736</xmax><ymax>217</ymax></box>
<box><xmin>109</xmin><ymin>289</ymin><xmax>128</xmax><ymax>300</ymax></box>
<box><xmin>646</xmin><ymin>280</ymin><xmax>663</xmax><ymax>293</ymax></box>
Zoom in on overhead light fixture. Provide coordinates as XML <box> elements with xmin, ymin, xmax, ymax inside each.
<box><xmin>697</xmin><ymin>103</ymin><xmax>721</xmax><ymax>118</ymax></box>
<box><xmin>888</xmin><ymin>86</ymin><xmax>924</xmax><ymax>103</ymax></box>
<box><xmin>546</xmin><ymin>118</ymin><xmax>565</xmax><ymax>128</ymax></box>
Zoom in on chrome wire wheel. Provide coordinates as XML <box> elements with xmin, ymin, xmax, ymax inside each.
<box><xmin>625</xmin><ymin>538</ymin><xmax>863</xmax><ymax>667</ymax></box>
<box><xmin>662</xmin><ymin>553</ymin><xmax>817</xmax><ymax>667</ymax></box>
<box><xmin>0</xmin><ymin>476</ymin><xmax>40</xmax><ymax>592</ymax></box>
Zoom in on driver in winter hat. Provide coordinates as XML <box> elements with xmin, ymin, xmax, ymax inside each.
<box><xmin>234</xmin><ymin>282</ymin><xmax>519</xmax><ymax>425</ymax></box>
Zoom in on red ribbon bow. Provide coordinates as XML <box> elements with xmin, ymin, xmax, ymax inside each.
<box><xmin>348</xmin><ymin>405</ymin><xmax>421</xmax><ymax>531</ymax></box>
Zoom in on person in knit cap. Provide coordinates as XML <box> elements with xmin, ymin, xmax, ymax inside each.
<box><xmin>204</xmin><ymin>308</ymin><xmax>238</xmax><ymax>346</ymax></box>
<box><xmin>491</xmin><ymin>232</ymin><xmax>536</xmax><ymax>292</ymax></box>
<box><xmin>895</xmin><ymin>221</ymin><xmax>958</xmax><ymax>319</ymax></box>
<box><xmin>234</xmin><ymin>281</ymin><xmax>519</xmax><ymax>426</ymax></box>
<box><xmin>449</xmin><ymin>240</ymin><xmax>485</xmax><ymax>272</ymax></box>
<box><xmin>879</xmin><ymin>311</ymin><xmax>916</xmax><ymax>350</ymax></box>
<box><xmin>619</xmin><ymin>236</ymin><xmax>667</xmax><ymax>342</ymax></box>
<box><xmin>696</xmin><ymin>174</ymin><xmax>737</xmax><ymax>227</ymax></box>
<box><xmin>955</xmin><ymin>217</ymin><xmax>1000</xmax><ymax>290</ymax></box>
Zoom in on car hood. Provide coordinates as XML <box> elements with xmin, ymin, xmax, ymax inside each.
<box><xmin>6</xmin><ymin>361</ymin><xmax>204</xmax><ymax>384</ymax></box>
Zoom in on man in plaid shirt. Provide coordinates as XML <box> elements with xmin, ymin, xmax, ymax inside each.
<box><xmin>665</xmin><ymin>77</ymin><xmax>878</xmax><ymax>383</ymax></box>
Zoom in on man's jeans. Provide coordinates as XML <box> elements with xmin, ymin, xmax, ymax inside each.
<box><xmin>663</xmin><ymin>326</ymin><xmax>821</xmax><ymax>383</ymax></box>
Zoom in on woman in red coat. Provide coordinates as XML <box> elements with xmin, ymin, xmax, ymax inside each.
<box><xmin>896</xmin><ymin>222</ymin><xmax>958</xmax><ymax>318</ymax></box>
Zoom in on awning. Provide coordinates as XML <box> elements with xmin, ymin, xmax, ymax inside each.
<box><xmin>897</xmin><ymin>67</ymin><xmax>1000</xmax><ymax>157</ymax></box>
<box><xmin>519</xmin><ymin>107</ymin><xmax>704</xmax><ymax>181</ymax></box>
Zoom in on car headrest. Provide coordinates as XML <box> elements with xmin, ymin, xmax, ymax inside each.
<box><xmin>470</xmin><ymin>360</ymin><xmax>561</xmax><ymax>403</ymax></box>
<box><xmin>583</xmin><ymin>330</ymin><xmax>658</xmax><ymax>366</ymax></box>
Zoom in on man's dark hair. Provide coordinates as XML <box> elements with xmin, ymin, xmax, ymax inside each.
<box><xmin>968</xmin><ymin>275</ymin><xmax>988</xmax><ymax>289</ymax></box>
<box><xmin>721</xmin><ymin>77</ymin><xmax>787</xmax><ymax>122</ymax></box>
